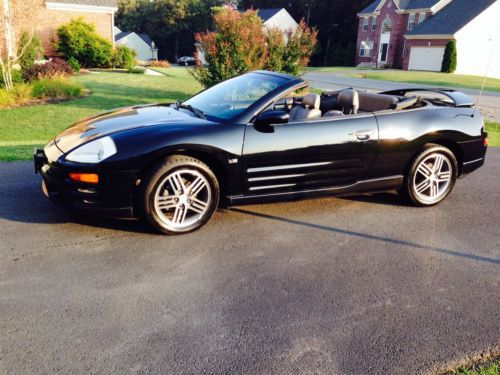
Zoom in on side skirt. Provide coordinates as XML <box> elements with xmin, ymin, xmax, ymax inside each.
<box><xmin>227</xmin><ymin>175</ymin><xmax>404</xmax><ymax>206</ymax></box>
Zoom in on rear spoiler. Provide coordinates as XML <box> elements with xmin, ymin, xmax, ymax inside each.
<box><xmin>380</xmin><ymin>88</ymin><xmax>475</xmax><ymax>108</ymax></box>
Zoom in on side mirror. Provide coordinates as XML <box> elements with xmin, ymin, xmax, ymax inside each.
<box><xmin>254</xmin><ymin>110</ymin><xmax>289</xmax><ymax>132</ymax></box>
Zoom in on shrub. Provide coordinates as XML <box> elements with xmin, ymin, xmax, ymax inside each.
<box><xmin>441</xmin><ymin>40</ymin><xmax>457</xmax><ymax>73</ymax></box>
<box><xmin>0</xmin><ymin>67</ymin><xmax>24</xmax><ymax>87</ymax></box>
<box><xmin>191</xmin><ymin>9</ymin><xmax>317</xmax><ymax>88</ymax></box>
<box><xmin>17</xmin><ymin>32</ymin><xmax>44</xmax><ymax>72</ymax></box>
<box><xmin>148</xmin><ymin>60</ymin><xmax>171</xmax><ymax>68</ymax></box>
<box><xmin>110</xmin><ymin>46</ymin><xmax>136</xmax><ymax>69</ymax></box>
<box><xmin>31</xmin><ymin>76</ymin><xmax>84</xmax><ymax>99</ymax></box>
<box><xmin>56</xmin><ymin>18</ymin><xmax>112</xmax><ymax>68</ymax></box>
<box><xmin>0</xmin><ymin>83</ymin><xmax>33</xmax><ymax>108</ymax></box>
<box><xmin>129</xmin><ymin>66</ymin><xmax>145</xmax><ymax>74</ymax></box>
<box><xmin>23</xmin><ymin>58</ymin><xmax>73</xmax><ymax>82</ymax></box>
<box><xmin>68</xmin><ymin>57</ymin><xmax>81</xmax><ymax>72</ymax></box>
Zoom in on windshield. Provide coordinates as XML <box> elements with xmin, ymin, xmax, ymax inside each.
<box><xmin>184</xmin><ymin>72</ymin><xmax>288</xmax><ymax>121</ymax></box>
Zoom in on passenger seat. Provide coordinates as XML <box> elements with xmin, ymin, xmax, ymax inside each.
<box><xmin>289</xmin><ymin>93</ymin><xmax>322</xmax><ymax>122</ymax></box>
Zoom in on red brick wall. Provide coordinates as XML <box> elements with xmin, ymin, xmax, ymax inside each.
<box><xmin>2</xmin><ymin>0</ymin><xmax>113</xmax><ymax>58</ymax></box>
<box><xmin>402</xmin><ymin>38</ymin><xmax>450</xmax><ymax>70</ymax></box>
<box><xmin>355</xmin><ymin>1</ymin><xmax>433</xmax><ymax>69</ymax></box>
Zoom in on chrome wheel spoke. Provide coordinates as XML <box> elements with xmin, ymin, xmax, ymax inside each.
<box><xmin>189</xmin><ymin>176</ymin><xmax>206</xmax><ymax>197</ymax></box>
<box><xmin>172</xmin><ymin>205</ymin><xmax>187</xmax><ymax>224</ymax></box>
<box><xmin>437</xmin><ymin>171</ymin><xmax>451</xmax><ymax>182</ymax></box>
<box><xmin>157</xmin><ymin>195</ymin><xmax>178</xmax><ymax>210</ymax></box>
<box><xmin>416</xmin><ymin>178</ymin><xmax>431</xmax><ymax>194</ymax></box>
<box><xmin>429</xmin><ymin>181</ymin><xmax>438</xmax><ymax>197</ymax></box>
<box><xmin>189</xmin><ymin>198</ymin><xmax>208</xmax><ymax>215</ymax></box>
<box><xmin>417</xmin><ymin>163</ymin><xmax>433</xmax><ymax>177</ymax></box>
<box><xmin>433</xmin><ymin>155</ymin><xmax>445</xmax><ymax>174</ymax></box>
<box><xmin>168</xmin><ymin>172</ymin><xmax>186</xmax><ymax>193</ymax></box>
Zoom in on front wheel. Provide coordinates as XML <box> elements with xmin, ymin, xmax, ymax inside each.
<box><xmin>140</xmin><ymin>156</ymin><xmax>220</xmax><ymax>234</ymax></box>
<box><xmin>400</xmin><ymin>144</ymin><xmax>458</xmax><ymax>206</ymax></box>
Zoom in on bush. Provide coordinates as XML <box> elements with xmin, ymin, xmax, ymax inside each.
<box><xmin>17</xmin><ymin>32</ymin><xmax>44</xmax><ymax>72</ymax></box>
<box><xmin>68</xmin><ymin>57</ymin><xmax>81</xmax><ymax>72</ymax></box>
<box><xmin>56</xmin><ymin>18</ymin><xmax>112</xmax><ymax>68</ymax></box>
<box><xmin>31</xmin><ymin>76</ymin><xmax>84</xmax><ymax>99</ymax></box>
<box><xmin>0</xmin><ymin>83</ymin><xmax>34</xmax><ymax>108</ymax></box>
<box><xmin>441</xmin><ymin>40</ymin><xmax>457</xmax><ymax>73</ymax></box>
<box><xmin>110</xmin><ymin>46</ymin><xmax>136</xmax><ymax>69</ymax></box>
<box><xmin>148</xmin><ymin>60</ymin><xmax>171</xmax><ymax>68</ymax></box>
<box><xmin>0</xmin><ymin>67</ymin><xmax>24</xmax><ymax>87</ymax></box>
<box><xmin>129</xmin><ymin>66</ymin><xmax>145</xmax><ymax>74</ymax></box>
<box><xmin>23</xmin><ymin>58</ymin><xmax>73</xmax><ymax>82</ymax></box>
<box><xmin>191</xmin><ymin>9</ymin><xmax>317</xmax><ymax>88</ymax></box>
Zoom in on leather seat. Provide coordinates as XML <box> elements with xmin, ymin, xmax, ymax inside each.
<box><xmin>335</xmin><ymin>89</ymin><xmax>360</xmax><ymax>115</ymax></box>
<box><xmin>289</xmin><ymin>93</ymin><xmax>322</xmax><ymax>122</ymax></box>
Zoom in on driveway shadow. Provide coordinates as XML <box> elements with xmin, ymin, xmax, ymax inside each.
<box><xmin>229</xmin><ymin>208</ymin><xmax>500</xmax><ymax>266</ymax></box>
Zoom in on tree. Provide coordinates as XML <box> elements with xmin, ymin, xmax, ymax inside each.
<box><xmin>190</xmin><ymin>8</ymin><xmax>317</xmax><ymax>87</ymax></box>
<box><xmin>0</xmin><ymin>0</ymin><xmax>39</xmax><ymax>90</ymax></box>
<box><xmin>441</xmin><ymin>40</ymin><xmax>457</xmax><ymax>73</ymax></box>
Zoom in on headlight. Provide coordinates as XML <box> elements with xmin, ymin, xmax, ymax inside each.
<box><xmin>65</xmin><ymin>136</ymin><xmax>117</xmax><ymax>163</ymax></box>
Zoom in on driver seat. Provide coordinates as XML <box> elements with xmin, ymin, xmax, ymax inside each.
<box><xmin>289</xmin><ymin>94</ymin><xmax>322</xmax><ymax>122</ymax></box>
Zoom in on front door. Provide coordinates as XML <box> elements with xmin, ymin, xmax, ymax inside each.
<box><xmin>241</xmin><ymin>115</ymin><xmax>379</xmax><ymax>196</ymax></box>
<box><xmin>380</xmin><ymin>44</ymin><xmax>388</xmax><ymax>62</ymax></box>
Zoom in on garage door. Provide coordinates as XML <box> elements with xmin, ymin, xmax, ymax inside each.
<box><xmin>408</xmin><ymin>47</ymin><xmax>445</xmax><ymax>72</ymax></box>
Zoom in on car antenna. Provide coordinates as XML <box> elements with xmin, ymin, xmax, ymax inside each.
<box><xmin>472</xmin><ymin>34</ymin><xmax>497</xmax><ymax>118</ymax></box>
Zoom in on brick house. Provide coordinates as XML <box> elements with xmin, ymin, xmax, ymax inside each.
<box><xmin>355</xmin><ymin>0</ymin><xmax>500</xmax><ymax>78</ymax></box>
<box><xmin>0</xmin><ymin>0</ymin><xmax>117</xmax><ymax>59</ymax></box>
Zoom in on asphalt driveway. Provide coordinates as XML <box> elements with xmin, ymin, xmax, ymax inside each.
<box><xmin>303</xmin><ymin>71</ymin><xmax>500</xmax><ymax>122</ymax></box>
<box><xmin>0</xmin><ymin>150</ymin><xmax>499</xmax><ymax>374</ymax></box>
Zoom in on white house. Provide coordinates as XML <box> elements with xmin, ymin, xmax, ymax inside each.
<box><xmin>114</xmin><ymin>27</ymin><xmax>158</xmax><ymax>61</ymax></box>
<box><xmin>257</xmin><ymin>8</ymin><xmax>298</xmax><ymax>33</ymax></box>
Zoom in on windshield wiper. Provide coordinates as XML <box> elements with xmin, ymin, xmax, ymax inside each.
<box><xmin>175</xmin><ymin>100</ymin><xmax>206</xmax><ymax>119</ymax></box>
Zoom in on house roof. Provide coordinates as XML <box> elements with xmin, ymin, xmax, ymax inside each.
<box><xmin>256</xmin><ymin>8</ymin><xmax>283</xmax><ymax>22</ymax></box>
<box><xmin>359</xmin><ymin>0</ymin><xmax>442</xmax><ymax>14</ymax></box>
<box><xmin>407</xmin><ymin>0</ymin><xmax>496</xmax><ymax>35</ymax></box>
<box><xmin>138</xmin><ymin>33</ymin><xmax>153</xmax><ymax>46</ymax></box>
<box><xmin>47</xmin><ymin>0</ymin><xmax>117</xmax><ymax>6</ymax></box>
<box><xmin>115</xmin><ymin>31</ymin><xmax>133</xmax><ymax>42</ymax></box>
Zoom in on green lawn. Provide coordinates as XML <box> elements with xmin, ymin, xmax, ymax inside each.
<box><xmin>0</xmin><ymin>68</ymin><xmax>201</xmax><ymax>161</ymax></box>
<box><xmin>455</xmin><ymin>359</ymin><xmax>499</xmax><ymax>375</ymax></box>
<box><xmin>349</xmin><ymin>70</ymin><xmax>500</xmax><ymax>94</ymax></box>
<box><xmin>486</xmin><ymin>122</ymin><xmax>500</xmax><ymax>147</ymax></box>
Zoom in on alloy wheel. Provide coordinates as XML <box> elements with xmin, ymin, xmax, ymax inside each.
<box><xmin>412</xmin><ymin>153</ymin><xmax>452</xmax><ymax>204</ymax></box>
<box><xmin>154</xmin><ymin>169</ymin><xmax>212</xmax><ymax>230</ymax></box>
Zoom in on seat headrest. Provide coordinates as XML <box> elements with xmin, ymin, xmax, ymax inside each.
<box><xmin>337</xmin><ymin>89</ymin><xmax>359</xmax><ymax>115</ymax></box>
<box><xmin>302</xmin><ymin>93</ymin><xmax>320</xmax><ymax>110</ymax></box>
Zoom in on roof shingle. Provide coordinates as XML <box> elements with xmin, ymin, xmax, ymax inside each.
<box><xmin>408</xmin><ymin>0</ymin><xmax>496</xmax><ymax>35</ymax></box>
<box><xmin>359</xmin><ymin>0</ymin><xmax>442</xmax><ymax>14</ymax></box>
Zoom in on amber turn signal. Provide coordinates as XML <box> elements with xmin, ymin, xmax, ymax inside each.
<box><xmin>484</xmin><ymin>137</ymin><xmax>489</xmax><ymax>147</ymax></box>
<box><xmin>69</xmin><ymin>173</ymin><xmax>99</xmax><ymax>184</ymax></box>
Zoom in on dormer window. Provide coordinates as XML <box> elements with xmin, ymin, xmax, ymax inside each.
<box><xmin>363</xmin><ymin>17</ymin><xmax>369</xmax><ymax>31</ymax></box>
<box><xmin>408</xmin><ymin>13</ymin><xmax>416</xmax><ymax>30</ymax></box>
<box><xmin>372</xmin><ymin>16</ymin><xmax>377</xmax><ymax>31</ymax></box>
<box><xmin>419</xmin><ymin>12</ymin><xmax>426</xmax><ymax>23</ymax></box>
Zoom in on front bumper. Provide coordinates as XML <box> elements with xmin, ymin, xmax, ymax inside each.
<box><xmin>34</xmin><ymin>148</ymin><xmax>137</xmax><ymax>218</ymax></box>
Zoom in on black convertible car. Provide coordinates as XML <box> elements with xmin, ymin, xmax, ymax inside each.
<box><xmin>34</xmin><ymin>70</ymin><xmax>488</xmax><ymax>234</ymax></box>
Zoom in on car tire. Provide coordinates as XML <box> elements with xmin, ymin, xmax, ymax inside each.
<box><xmin>399</xmin><ymin>144</ymin><xmax>458</xmax><ymax>207</ymax></box>
<box><xmin>140</xmin><ymin>155</ymin><xmax>220</xmax><ymax>234</ymax></box>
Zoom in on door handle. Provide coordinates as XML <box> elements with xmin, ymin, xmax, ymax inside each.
<box><xmin>354</xmin><ymin>129</ymin><xmax>374</xmax><ymax>141</ymax></box>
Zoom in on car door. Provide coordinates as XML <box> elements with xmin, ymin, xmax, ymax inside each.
<box><xmin>241</xmin><ymin>114</ymin><xmax>380</xmax><ymax>195</ymax></box>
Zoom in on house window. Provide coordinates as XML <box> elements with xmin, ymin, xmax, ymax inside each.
<box><xmin>363</xmin><ymin>17</ymin><xmax>369</xmax><ymax>31</ymax></box>
<box><xmin>408</xmin><ymin>14</ymin><xmax>415</xmax><ymax>30</ymax></box>
<box><xmin>372</xmin><ymin>16</ymin><xmax>377</xmax><ymax>31</ymax></box>
<box><xmin>382</xmin><ymin>18</ymin><xmax>392</xmax><ymax>33</ymax></box>
<box><xmin>359</xmin><ymin>40</ymin><xmax>374</xmax><ymax>57</ymax></box>
<box><xmin>418</xmin><ymin>12</ymin><xmax>426</xmax><ymax>23</ymax></box>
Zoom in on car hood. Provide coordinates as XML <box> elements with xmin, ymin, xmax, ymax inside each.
<box><xmin>54</xmin><ymin>104</ymin><xmax>204</xmax><ymax>153</ymax></box>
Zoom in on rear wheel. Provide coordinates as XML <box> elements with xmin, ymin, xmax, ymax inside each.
<box><xmin>140</xmin><ymin>156</ymin><xmax>219</xmax><ymax>234</ymax></box>
<box><xmin>400</xmin><ymin>144</ymin><xmax>458</xmax><ymax>206</ymax></box>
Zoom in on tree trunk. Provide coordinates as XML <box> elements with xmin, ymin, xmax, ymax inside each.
<box><xmin>323</xmin><ymin>31</ymin><xmax>332</xmax><ymax>67</ymax></box>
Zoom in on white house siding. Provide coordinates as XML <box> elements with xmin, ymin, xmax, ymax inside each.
<box><xmin>263</xmin><ymin>9</ymin><xmax>298</xmax><ymax>33</ymax></box>
<box><xmin>454</xmin><ymin>0</ymin><xmax>500</xmax><ymax>79</ymax></box>
<box><xmin>116</xmin><ymin>33</ymin><xmax>157</xmax><ymax>61</ymax></box>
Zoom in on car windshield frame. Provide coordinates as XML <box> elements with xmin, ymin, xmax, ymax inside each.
<box><xmin>183</xmin><ymin>72</ymin><xmax>294</xmax><ymax>123</ymax></box>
